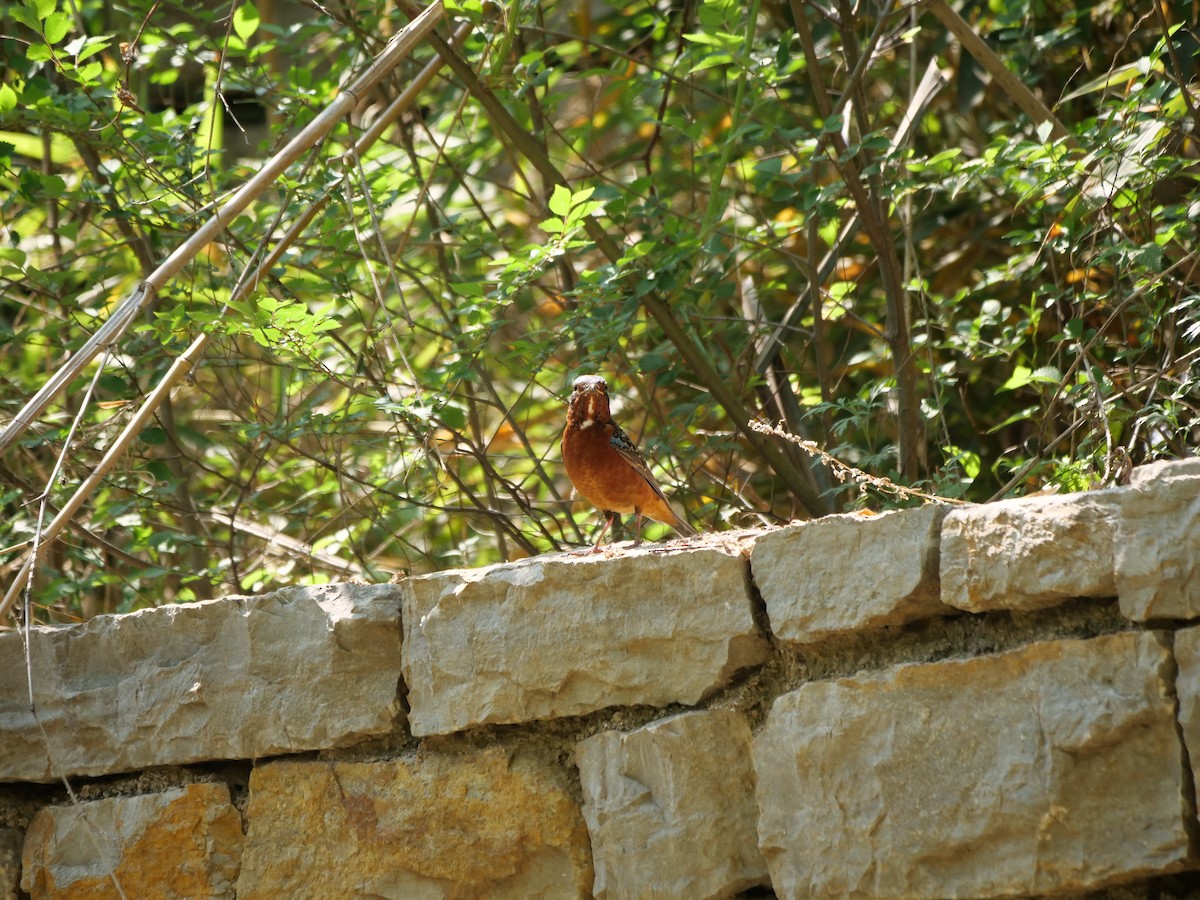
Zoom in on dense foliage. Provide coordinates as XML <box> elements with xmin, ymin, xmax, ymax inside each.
<box><xmin>1</xmin><ymin>0</ymin><xmax>1197</xmax><ymax>621</ymax></box>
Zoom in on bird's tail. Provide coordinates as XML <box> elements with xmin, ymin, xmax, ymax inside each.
<box><xmin>671</xmin><ymin>512</ymin><xmax>697</xmax><ymax>537</ymax></box>
<box><xmin>645</xmin><ymin>496</ymin><xmax>697</xmax><ymax>537</ymax></box>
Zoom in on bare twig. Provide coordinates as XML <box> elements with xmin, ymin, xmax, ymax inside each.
<box><xmin>750</xmin><ymin>419</ymin><xmax>968</xmax><ymax>506</ymax></box>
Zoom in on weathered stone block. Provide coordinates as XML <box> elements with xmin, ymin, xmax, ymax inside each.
<box><xmin>752</xmin><ymin>631</ymin><xmax>1188</xmax><ymax>899</ymax></box>
<box><xmin>21</xmin><ymin>783</ymin><xmax>243</xmax><ymax>898</ymax></box>
<box><xmin>940</xmin><ymin>491</ymin><xmax>1119</xmax><ymax>611</ymax></box>
<box><xmin>752</xmin><ymin>506</ymin><xmax>947</xmax><ymax>643</ymax></box>
<box><xmin>0</xmin><ymin>584</ymin><xmax>403</xmax><ymax>782</ymax></box>
<box><xmin>236</xmin><ymin>750</ymin><xmax>592</xmax><ymax>898</ymax></box>
<box><xmin>1171</xmin><ymin>624</ymin><xmax>1200</xmax><ymax>800</ymax></box>
<box><xmin>576</xmin><ymin>709</ymin><xmax>768</xmax><ymax>899</ymax></box>
<box><xmin>401</xmin><ymin>549</ymin><xmax>769</xmax><ymax>736</ymax></box>
<box><xmin>1116</xmin><ymin>458</ymin><xmax>1200</xmax><ymax>620</ymax></box>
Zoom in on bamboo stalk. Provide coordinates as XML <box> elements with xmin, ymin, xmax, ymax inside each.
<box><xmin>0</xmin><ymin>4</ymin><xmax>454</xmax><ymax>622</ymax></box>
<box><xmin>922</xmin><ymin>0</ymin><xmax>1077</xmax><ymax>148</ymax></box>
<box><xmin>0</xmin><ymin>1</ymin><xmax>447</xmax><ymax>460</ymax></box>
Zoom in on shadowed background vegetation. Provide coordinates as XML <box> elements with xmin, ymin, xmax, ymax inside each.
<box><xmin>1</xmin><ymin>0</ymin><xmax>1197</xmax><ymax>621</ymax></box>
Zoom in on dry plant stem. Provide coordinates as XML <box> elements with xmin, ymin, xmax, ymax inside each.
<box><xmin>0</xmin><ymin>3</ymin><xmax>451</xmax><ymax>623</ymax></box>
<box><xmin>419</xmin><ymin>26</ymin><xmax>828</xmax><ymax>517</ymax></box>
<box><xmin>0</xmin><ymin>0</ymin><xmax>447</xmax><ymax>461</ymax></box>
<box><xmin>208</xmin><ymin>510</ymin><xmax>365</xmax><ymax>577</ymax></box>
<box><xmin>1152</xmin><ymin>2</ymin><xmax>1200</xmax><ymax>131</ymax></box>
<box><xmin>751</xmin><ymin>420</ymin><xmax>968</xmax><ymax>506</ymax></box>
<box><xmin>921</xmin><ymin>0</ymin><xmax>1075</xmax><ymax>145</ymax></box>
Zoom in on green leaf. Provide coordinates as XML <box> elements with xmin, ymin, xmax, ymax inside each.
<box><xmin>26</xmin><ymin>0</ymin><xmax>56</xmax><ymax>20</ymax></box>
<box><xmin>689</xmin><ymin>52</ymin><xmax>733</xmax><ymax>73</ymax></box>
<box><xmin>38</xmin><ymin>174</ymin><xmax>66</xmax><ymax>198</ymax></box>
<box><xmin>1061</xmin><ymin>58</ymin><xmax>1164</xmax><ymax>102</ymax></box>
<box><xmin>233</xmin><ymin>3</ymin><xmax>260</xmax><ymax>40</ymax></box>
<box><xmin>71</xmin><ymin>34</ymin><xmax>113</xmax><ymax>62</ymax></box>
<box><xmin>547</xmin><ymin>184</ymin><xmax>573</xmax><ymax>217</ymax></box>
<box><xmin>682</xmin><ymin>30</ymin><xmax>742</xmax><ymax>49</ymax></box>
<box><xmin>0</xmin><ymin>84</ymin><xmax>17</xmax><ymax>112</ymax></box>
<box><xmin>42</xmin><ymin>10</ymin><xmax>71</xmax><ymax>43</ymax></box>
<box><xmin>139</xmin><ymin>427</ymin><xmax>168</xmax><ymax>446</ymax></box>
<box><xmin>986</xmin><ymin>405</ymin><xmax>1041</xmax><ymax>433</ymax></box>
<box><xmin>438</xmin><ymin>402</ymin><xmax>467</xmax><ymax>430</ymax></box>
<box><xmin>73</xmin><ymin>61</ymin><xmax>103</xmax><ymax>85</ymax></box>
<box><xmin>999</xmin><ymin>364</ymin><xmax>1060</xmax><ymax>393</ymax></box>
<box><xmin>821</xmin><ymin>114</ymin><xmax>844</xmax><ymax>135</ymax></box>
<box><xmin>9</xmin><ymin>6</ymin><xmax>40</xmax><ymax>31</ymax></box>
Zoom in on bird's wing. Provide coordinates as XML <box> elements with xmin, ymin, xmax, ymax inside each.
<box><xmin>609</xmin><ymin>424</ymin><xmax>668</xmax><ymax>500</ymax></box>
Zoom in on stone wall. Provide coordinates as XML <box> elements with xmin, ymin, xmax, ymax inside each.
<box><xmin>2</xmin><ymin>457</ymin><xmax>1199</xmax><ymax>899</ymax></box>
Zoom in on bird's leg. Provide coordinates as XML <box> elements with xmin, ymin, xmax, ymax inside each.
<box><xmin>632</xmin><ymin>509</ymin><xmax>644</xmax><ymax>547</ymax></box>
<box><xmin>590</xmin><ymin>510</ymin><xmax>618</xmax><ymax>551</ymax></box>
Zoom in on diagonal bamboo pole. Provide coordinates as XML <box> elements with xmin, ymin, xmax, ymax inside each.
<box><xmin>0</xmin><ymin>5</ymin><xmax>459</xmax><ymax>622</ymax></box>
<box><xmin>0</xmin><ymin>1</ymin><xmax>446</xmax><ymax>460</ymax></box>
<box><xmin>922</xmin><ymin>0</ymin><xmax>1076</xmax><ymax>147</ymax></box>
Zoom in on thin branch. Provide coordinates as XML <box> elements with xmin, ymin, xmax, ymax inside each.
<box><xmin>750</xmin><ymin>419</ymin><xmax>968</xmax><ymax>506</ymax></box>
<box><xmin>0</xmin><ymin>0</ymin><xmax>447</xmax><ymax>459</ymax></box>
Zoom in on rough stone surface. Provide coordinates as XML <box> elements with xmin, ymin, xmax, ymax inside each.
<box><xmin>1</xmin><ymin>828</ymin><xmax>19</xmax><ymax>900</ymax></box>
<box><xmin>752</xmin><ymin>631</ymin><xmax>1188</xmax><ymax>899</ymax></box>
<box><xmin>576</xmin><ymin>709</ymin><xmax>768</xmax><ymax>899</ymax></box>
<box><xmin>752</xmin><ymin>506</ymin><xmax>947</xmax><ymax>643</ymax></box>
<box><xmin>401</xmin><ymin>548</ymin><xmax>769</xmax><ymax>736</ymax></box>
<box><xmin>1172</xmin><ymin>625</ymin><xmax>1200</xmax><ymax>798</ymax></box>
<box><xmin>20</xmin><ymin>783</ymin><xmax>243</xmax><ymax>898</ymax></box>
<box><xmin>0</xmin><ymin>584</ymin><xmax>403</xmax><ymax>782</ymax></box>
<box><xmin>236</xmin><ymin>750</ymin><xmax>592</xmax><ymax>899</ymax></box>
<box><xmin>1116</xmin><ymin>458</ymin><xmax>1200</xmax><ymax>620</ymax></box>
<box><xmin>940</xmin><ymin>491</ymin><xmax>1120</xmax><ymax>612</ymax></box>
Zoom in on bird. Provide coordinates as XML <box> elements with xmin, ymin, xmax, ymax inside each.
<box><xmin>561</xmin><ymin>374</ymin><xmax>697</xmax><ymax>549</ymax></box>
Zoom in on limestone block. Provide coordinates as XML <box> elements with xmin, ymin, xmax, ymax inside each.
<box><xmin>1172</xmin><ymin>625</ymin><xmax>1200</xmax><ymax>796</ymax></box>
<box><xmin>236</xmin><ymin>749</ymin><xmax>592</xmax><ymax>899</ymax></box>
<box><xmin>1116</xmin><ymin>457</ymin><xmax>1200</xmax><ymax>620</ymax></box>
<box><xmin>940</xmin><ymin>491</ymin><xmax>1119</xmax><ymax>612</ymax></box>
<box><xmin>20</xmin><ymin>783</ymin><xmax>243</xmax><ymax>898</ymax></box>
<box><xmin>576</xmin><ymin>709</ymin><xmax>768</xmax><ymax>899</ymax></box>
<box><xmin>401</xmin><ymin>548</ymin><xmax>770</xmax><ymax>736</ymax></box>
<box><xmin>0</xmin><ymin>584</ymin><xmax>403</xmax><ymax>782</ymax></box>
<box><xmin>1</xmin><ymin>828</ymin><xmax>20</xmax><ymax>900</ymax></box>
<box><xmin>752</xmin><ymin>506</ymin><xmax>947</xmax><ymax>643</ymax></box>
<box><xmin>752</xmin><ymin>631</ymin><xmax>1188</xmax><ymax>899</ymax></box>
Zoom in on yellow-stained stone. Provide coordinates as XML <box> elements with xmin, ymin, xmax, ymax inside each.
<box><xmin>20</xmin><ymin>783</ymin><xmax>242</xmax><ymax>899</ymax></box>
<box><xmin>237</xmin><ymin>749</ymin><xmax>592</xmax><ymax>898</ymax></box>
